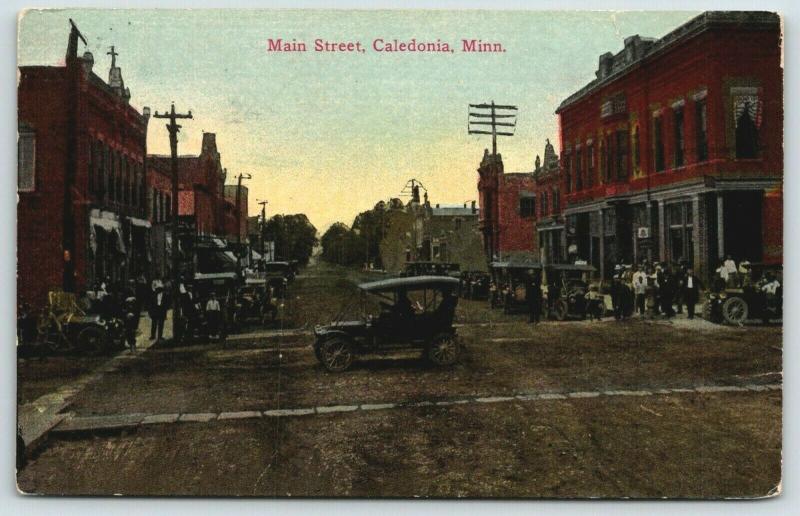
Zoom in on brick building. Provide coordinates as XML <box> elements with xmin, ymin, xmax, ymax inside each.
<box><xmin>223</xmin><ymin>184</ymin><xmax>249</xmax><ymax>243</ymax></box>
<box><xmin>18</xmin><ymin>24</ymin><xmax>151</xmax><ymax>307</ymax></box>
<box><xmin>149</xmin><ymin>133</ymin><xmax>228</xmax><ymax>238</ymax></box>
<box><xmin>556</xmin><ymin>11</ymin><xmax>782</xmax><ymax>280</ymax></box>
<box><xmin>531</xmin><ymin>140</ymin><xmax>565</xmax><ymax>264</ymax></box>
<box><xmin>476</xmin><ymin>149</ymin><xmax>538</xmax><ymax>261</ymax></box>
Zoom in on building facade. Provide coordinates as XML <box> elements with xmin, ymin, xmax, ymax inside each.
<box><xmin>556</xmin><ymin>11</ymin><xmax>782</xmax><ymax>280</ymax></box>
<box><xmin>476</xmin><ymin>149</ymin><xmax>538</xmax><ymax>261</ymax></box>
<box><xmin>18</xmin><ymin>26</ymin><xmax>150</xmax><ymax>307</ymax></box>
<box><xmin>531</xmin><ymin>140</ymin><xmax>565</xmax><ymax>265</ymax></box>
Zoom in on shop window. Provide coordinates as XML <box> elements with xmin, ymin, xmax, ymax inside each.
<box><xmin>17</xmin><ymin>129</ymin><xmax>36</xmax><ymax>192</ymax></box>
<box><xmin>519</xmin><ymin>196</ymin><xmax>536</xmax><ymax>218</ymax></box>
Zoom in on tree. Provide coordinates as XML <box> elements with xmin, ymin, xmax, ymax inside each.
<box><xmin>320</xmin><ymin>222</ymin><xmax>362</xmax><ymax>266</ymax></box>
<box><xmin>263</xmin><ymin>213</ymin><xmax>318</xmax><ymax>265</ymax></box>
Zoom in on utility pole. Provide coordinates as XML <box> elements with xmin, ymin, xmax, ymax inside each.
<box><xmin>257</xmin><ymin>199</ymin><xmax>268</xmax><ymax>257</ymax></box>
<box><xmin>153</xmin><ymin>103</ymin><xmax>192</xmax><ymax>340</ymax></box>
<box><xmin>468</xmin><ymin>101</ymin><xmax>518</xmax><ymax>156</ymax></box>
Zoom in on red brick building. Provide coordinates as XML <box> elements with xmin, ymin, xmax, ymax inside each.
<box><xmin>477</xmin><ymin>149</ymin><xmax>538</xmax><ymax>261</ymax></box>
<box><xmin>223</xmin><ymin>184</ymin><xmax>249</xmax><ymax>242</ymax></box>
<box><xmin>532</xmin><ymin>140</ymin><xmax>564</xmax><ymax>264</ymax></box>
<box><xmin>18</xmin><ymin>24</ymin><xmax>150</xmax><ymax>307</ymax></box>
<box><xmin>149</xmin><ymin>133</ymin><xmax>228</xmax><ymax>238</ymax></box>
<box><xmin>555</xmin><ymin>11</ymin><xmax>782</xmax><ymax>279</ymax></box>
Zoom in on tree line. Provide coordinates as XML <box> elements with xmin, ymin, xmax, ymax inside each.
<box><xmin>320</xmin><ymin>199</ymin><xmax>405</xmax><ymax>268</ymax></box>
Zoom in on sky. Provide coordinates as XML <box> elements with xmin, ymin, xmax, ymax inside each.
<box><xmin>18</xmin><ymin>9</ymin><xmax>699</xmax><ymax>233</ymax></box>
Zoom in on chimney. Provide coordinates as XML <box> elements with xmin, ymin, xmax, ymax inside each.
<box><xmin>471</xmin><ymin>200</ymin><xmax>477</xmax><ymax>214</ymax></box>
<box><xmin>597</xmin><ymin>52</ymin><xmax>613</xmax><ymax>79</ymax></box>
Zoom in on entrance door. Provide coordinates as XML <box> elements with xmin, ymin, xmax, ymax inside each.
<box><xmin>723</xmin><ymin>191</ymin><xmax>763</xmax><ymax>262</ymax></box>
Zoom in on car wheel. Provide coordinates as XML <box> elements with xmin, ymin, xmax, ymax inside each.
<box><xmin>722</xmin><ymin>297</ymin><xmax>748</xmax><ymax>325</ymax></box>
<box><xmin>319</xmin><ymin>337</ymin><xmax>354</xmax><ymax>372</ymax></box>
<box><xmin>77</xmin><ymin>326</ymin><xmax>107</xmax><ymax>355</ymax></box>
<box><xmin>553</xmin><ymin>299</ymin><xmax>568</xmax><ymax>321</ymax></box>
<box><xmin>427</xmin><ymin>332</ymin><xmax>460</xmax><ymax>366</ymax></box>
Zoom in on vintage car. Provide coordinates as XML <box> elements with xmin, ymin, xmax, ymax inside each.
<box><xmin>704</xmin><ymin>263</ymin><xmax>782</xmax><ymax>325</ymax></box>
<box><xmin>313</xmin><ymin>276</ymin><xmax>462</xmax><ymax>372</ymax></box>
<box><xmin>34</xmin><ymin>290</ymin><xmax>124</xmax><ymax>355</ymax></box>
<box><xmin>230</xmin><ymin>278</ymin><xmax>279</xmax><ymax>328</ymax></box>
<box><xmin>543</xmin><ymin>264</ymin><xmax>601</xmax><ymax>321</ymax></box>
<box><xmin>488</xmin><ymin>258</ymin><xmax>543</xmax><ymax>313</ymax></box>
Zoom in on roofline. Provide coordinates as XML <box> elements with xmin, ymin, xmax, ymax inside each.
<box><xmin>556</xmin><ymin>11</ymin><xmax>780</xmax><ymax>113</ymax></box>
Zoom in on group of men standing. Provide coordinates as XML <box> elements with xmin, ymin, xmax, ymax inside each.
<box><xmin>608</xmin><ymin>261</ymin><xmax>701</xmax><ymax>320</ymax></box>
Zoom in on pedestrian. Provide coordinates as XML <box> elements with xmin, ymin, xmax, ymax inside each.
<box><xmin>123</xmin><ymin>295</ymin><xmax>140</xmax><ymax>352</ymax></box>
<box><xmin>527</xmin><ymin>274</ymin><xmax>542</xmax><ymax>324</ymax></box>
<box><xmin>684</xmin><ymin>268</ymin><xmax>701</xmax><ymax>319</ymax></box>
<box><xmin>660</xmin><ymin>267</ymin><xmax>676</xmax><ymax>317</ymax></box>
<box><xmin>675</xmin><ymin>264</ymin><xmax>687</xmax><ymax>315</ymax></box>
<box><xmin>610</xmin><ymin>274</ymin><xmax>623</xmax><ymax>320</ymax></box>
<box><xmin>723</xmin><ymin>255</ymin><xmax>738</xmax><ymax>287</ymax></box>
<box><xmin>585</xmin><ymin>285</ymin><xmax>604</xmax><ymax>320</ymax></box>
<box><xmin>632</xmin><ymin>266</ymin><xmax>647</xmax><ymax>316</ymax></box>
<box><xmin>149</xmin><ymin>285</ymin><xmax>168</xmax><ymax>341</ymax></box>
<box><xmin>205</xmin><ymin>291</ymin><xmax>222</xmax><ymax>339</ymax></box>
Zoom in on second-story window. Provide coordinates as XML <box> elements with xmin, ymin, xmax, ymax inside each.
<box><xmin>586</xmin><ymin>144</ymin><xmax>594</xmax><ymax>188</ymax></box>
<box><xmin>552</xmin><ymin>188</ymin><xmax>560</xmax><ymax>212</ymax></box>
<box><xmin>674</xmin><ymin>104</ymin><xmax>685</xmax><ymax>167</ymax></box>
<box><xmin>520</xmin><ymin>196</ymin><xmax>536</xmax><ymax>218</ymax></box>
<box><xmin>615</xmin><ymin>130</ymin><xmax>628</xmax><ymax>180</ymax></box>
<box><xmin>575</xmin><ymin>148</ymin><xmax>583</xmax><ymax>190</ymax></box>
<box><xmin>604</xmin><ymin>134</ymin><xmax>613</xmax><ymax>182</ymax></box>
<box><xmin>18</xmin><ymin>128</ymin><xmax>36</xmax><ymax>192</ymax></box>
<box><xmin>696</xmin><ymin>99</ymin><xmax>708</xmax><ymax>162</ymax></box>
<box><xmin>654</xmin><ymin>114</ymin><xmax>665</xmax><ymax>172</ymax></box>
<box><xmin>734</xmin><ymin>90</ymin><xmax>760</xmax><ymax>159</ymax></box>
<box><xmin>564</xmin><ymin>154</ymin><xmax>572</xmax><ymax>193</ymax></box>
<box><xmin>632</xmin><ymin>126</ymin><xmax>641</xmax><ymax>173</ymax></box>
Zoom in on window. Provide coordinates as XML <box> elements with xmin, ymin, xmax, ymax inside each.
<box><xmin>654</xmin><ymin>115</ymin><xmax>665</xmax><ymax>172</ymax></box>
<box><xmin>165</xmin><ymin>194</ymin><xmax>171</xmax><ymax>219</ymax></box>
<box><xmin>152</xmin><ymin>188</ymin><xmax>158</xmax><ymax>221</ymax></box>
<box><xmin>552</xmin><ymin>188</ymin><xmax>560</xmax><ymax>213</ymax></box>
<box><xmin>115</xmin><ymin>153</ymin><xmax>123</xmax><ymax>202</ymax></box>
<box><xmin>632</xmin><ymin>127</ymin><xmax>640</xmax><ymax>173</ymax></box>
<box><xmin>734</xmin><ymin>90</ymin><xmax>760</xmax><ymax>159</ymax></box>
<box><xmin>108</xmin><ymin>150</ymin><xmax>116</xmax><ymax>201</ymax></box>
<box><xmin>586</xmin><ymin>145</ymin><xmax>594</xmax><ymax>188</ymax></box>
<box><xmin>564</xmin><ymin>154</ymin><xmax>572</xmax><ymax>193</ymax></box>
<box><xmin>575</xmin><ymin>148</ymin><xmax>583</xmax><ymax>190</ymax></box>
<box><xmin>519</xmin><ymin>196</ymin><xmax>536</xmax><ymax>218</ymax></box>
<box><xmin>695</xmin><ymin>99</ymin><xmax>708</xmax><ymax>162</ymax></box>
<box><xmin>615</xmin><ymin>130</ymin><xmax>628</xmax><ymax>180</ymax></box>
<box><xmin>604</xmin><ymin>134</ymin><xmax>613</xmax><ymax>182</ymax></box>
<box><xmin>454</xmin><ymin>218</ymin><xmax>462</xmax><ymax>230</ymax></box>
<box><xmin>18</xmin><ymin>129</ymin><xmax>35</xmax><ymax>192</ymax></box>
<box><xmin>673</xmin><ymin>105</ymin><xmax>685</xmax><ymax>167</ymax></box>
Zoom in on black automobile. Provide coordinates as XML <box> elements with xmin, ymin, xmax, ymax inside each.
<box><xmin>543</xmin><ymin>264</ymin><xmax>602</xmax><ymax>320</ymax></box>
<box><xmin>230</xmin><ymin>279</ymin><xmax>279</xmax><ymax>328</ymax></box>
<box><xmin>313</xmin><ymin>276</ymin><xmax>462</xmax><ymax>372</ymax></box>
<box><xmin>488</xmin><ymin>259</ymin><xmax>542</xmax><ymax>314</ymax></box>
<box><xmin>704</xmin><ymin>263</ymin><xmax>782</xmax><ymax>325</ymax></box>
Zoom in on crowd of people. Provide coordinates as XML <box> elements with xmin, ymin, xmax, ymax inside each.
<box><xmin>607</xmin><ymin>260</ymin><xmax>702</xmax><ymax>320</ymax></box>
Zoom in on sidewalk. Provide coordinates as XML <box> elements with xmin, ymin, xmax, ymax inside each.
<box><xmin>17</xmin><ymin>311</ymin><xmax>172</xmax><ymax>453</ymax></box>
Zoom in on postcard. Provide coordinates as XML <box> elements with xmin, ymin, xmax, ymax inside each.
<box><xmin>16</xmin><ymin>9</ymin><xmax>782</xmax><ymax>498</ymax></box>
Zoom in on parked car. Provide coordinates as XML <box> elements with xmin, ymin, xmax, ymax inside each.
<box><xmin>34</xmin><ymin>290</ymin><xmax>124</xmax><ymax>355</ymax></box>
<box><xmin>543</xmin><ymin>264</ymin><xmax>601</xmax><ymax>321</ymax></box>
<box><xmin>230</xmin><ymin>279</ymin><xmax>279</xmax><ymax>328</ymax></box>
<box><xmin>313</xmin><ymin>276</ymin><xmax>462</xmax><ymax>372</ymax></box>
<box><xmin>488</xmin><ymin>258</ymin><xmax>542</xmax><ymax>314</ymax></box>
<box><xmin>704</xmin><ymin>263</ymin><xmax>782</xmax><ymax>325</ymax></box>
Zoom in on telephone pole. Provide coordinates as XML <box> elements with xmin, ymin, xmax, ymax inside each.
<box><xmin>153</xmin><ymin>103</ymin><xmax>193</xmax><ymax>339</ymax></box>
<box><xmin>257</xmin><ymin>200</ymin><xmax>269</xmax><ymax>257</ymax></box>
<box><xmin>468</xmin><ymin>101</ymin><xmax>518</xmax><ymax>156</ymax></box>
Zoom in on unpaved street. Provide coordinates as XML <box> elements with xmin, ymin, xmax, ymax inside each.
<box><xmin>17</xmin><ymin>263</ymin><xmax>782</xmax><ymax>498</ymax></box>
